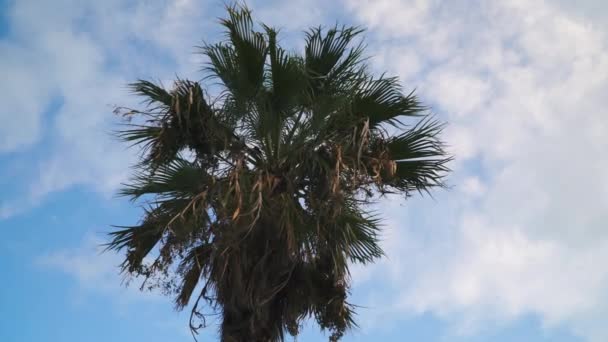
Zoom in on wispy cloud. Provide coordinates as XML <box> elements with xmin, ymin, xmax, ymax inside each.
<box><xmin>36</xmin><ymin>234</ymin><xmax>157</xmax><ymax>302</ymax></box>
<box><xmin>0</xmin><ymin>0</ymin><xmax>216</xmax><ymax>217</ymax></box>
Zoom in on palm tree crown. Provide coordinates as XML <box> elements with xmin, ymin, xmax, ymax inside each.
<box><xmin>108</xmin><ymin>5</ymin><xmax>450</xmax><ymax>342</ymax></box>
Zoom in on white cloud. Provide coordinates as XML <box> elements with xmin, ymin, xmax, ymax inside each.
<box><xmin>346</xmin><ymin>0</ymin><xmax>434</xmax><ymax>38</ymax></box>
<box><xmin>461</xmin><ymin>177</ymin><xmax>486</xmax><ymax>198</ymax></box>
<box><xmin>252</xmin><ymin>0</ymin><xmax>326</xmax><ymax>31</ymax></box>
<box><xmin>37</xmin><ymin>234</ymin><xmax>157</xmax><ymax>301</ymax></box>
<box><xmin>347</xmin><ymin>0</ymin><xmax>608</xmax><ymax>341</ymax></box>
<box><xmin>0</xmin><ymin>42</ymin><xmax>50</xmax><ymax>152</ymax></box>
<box><xmin>0</xmin><ymin>0</ymin><xmax>216</xmax><ymax>216</ymax></box>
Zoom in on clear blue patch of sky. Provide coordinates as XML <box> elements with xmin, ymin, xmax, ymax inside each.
<box><xmin>0</xmin><ymin>188</ymin><xmax>189</xmax><ymax>342</ymax></box>
<box><xmin>297</xmin><ymin>312</ymin><xmax>584</xmax><ymax>342</ymax></box>
<box><xmin>0</xmin><ymin>255</ymin><xmax>194</xmax><ymax>342</ymax></box>
<box><xmin>0</xmin><ymin>0</ymin><xmax>13</xmax><ymax>38</ymax></box>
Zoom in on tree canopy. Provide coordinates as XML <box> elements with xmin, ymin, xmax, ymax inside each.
<box><xmin>107</xmin><ymin>5</ymin><xmax>450</xmax><ymax>341</ymax></box>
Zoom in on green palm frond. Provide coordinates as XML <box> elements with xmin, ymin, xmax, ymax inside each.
<box><xmin>304</xmin><ymin>25</ymin><xmax>364</xmax><ymax>81</ymax></box>
<box><xmin>129</xmin><ymin>80</ymin><xmax>173</xmax><ymax>109</ymax></box>
<box><xmin>264</xmin><ymin>25</ymin><xmax>307</xmax><ymax>115</ymax></box>
<box><xmin>107</xmin><ymin>209</ymin><xmax>166</xmax><ymax>273</ymax></box>
<box><xmin>202</xmin><ymin>43</ymin><xmax>240</xmax><ymax>91</ymax></box>
<box><xmin>393</xmin><ymin>157</ymin><xmax>451</xmax><ymax>194</ymax></box>
<box><xmin>203</xmin><ymin>4</ymin><xmax>267</xmax><ymax>101</ymax></box>
<box><xmin>353</xmin><ymin>76</ymin><xmax>425</xmax><ymax>128</ymax></box>
<box><xmin>119</xmin><ymin>157</ymin><xmax>208</xmax><ymax>201</ymax></box>
<box><xmin>221</xmin><ymin>6</ymin><xmax>267</xmax><ymax>94</ymax></box>
<box><xmin>335</xmin><ymin>209</ymin><xmax>383</xmax><ymax>264</ymax></box>
<box><xmin>116</xmin><ymin>125</ymin><xmax>164</xmax><ymax>148</ymax></box>
<box><xmin>120</xmin><ymin>79</ymin><xmax>239</xmax><ymax>167</ymax></box>
<box><xmin>388</xmin><ymin>115</ymin><xmax>446</xmax><ymax>160</ymax></box>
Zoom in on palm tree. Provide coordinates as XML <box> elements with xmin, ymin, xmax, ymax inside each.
<box><xmin>107</xmin><ymin>5</ymin><xmax>450</xmax><ymax>342</ymax></box>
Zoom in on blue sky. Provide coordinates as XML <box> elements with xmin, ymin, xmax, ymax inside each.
<box><xmin>1</xmin><ymin>0</ymin><xmax>607</xmax><ymax>341</ymax></box>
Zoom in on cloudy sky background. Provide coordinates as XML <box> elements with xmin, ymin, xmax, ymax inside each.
<box><xmin>1</xmin><ymin>0</ymin><xmax>607</xmax><ymax>341</ymax></box>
